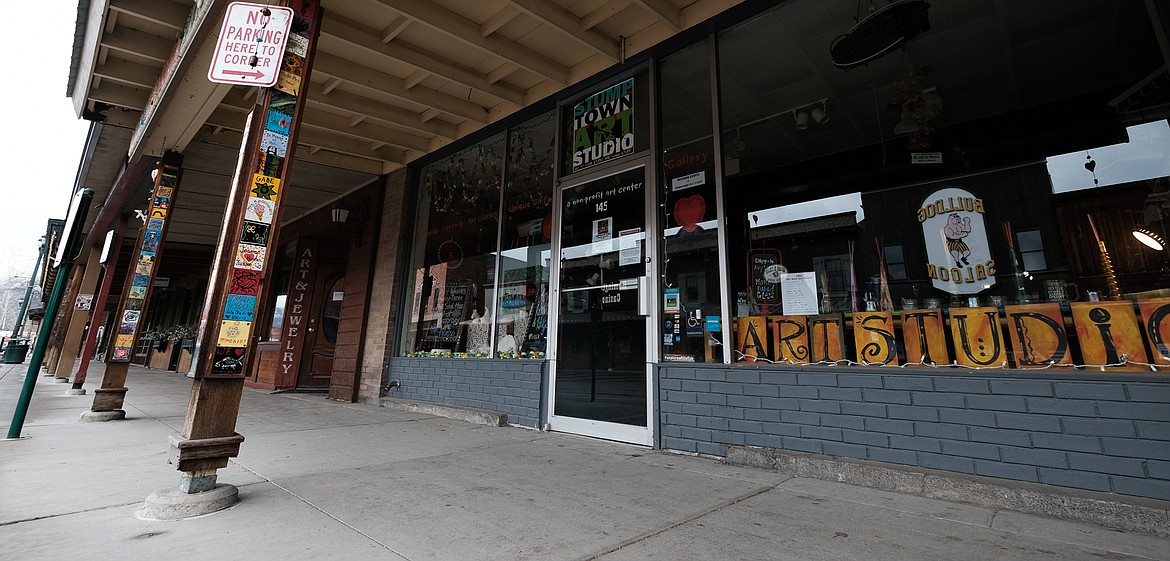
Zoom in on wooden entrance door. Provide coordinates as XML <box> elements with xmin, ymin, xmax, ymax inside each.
<box><xmin>298</xmin><ymin>263</ymin><xmax>345</xmax><ymax>389</ymax></box>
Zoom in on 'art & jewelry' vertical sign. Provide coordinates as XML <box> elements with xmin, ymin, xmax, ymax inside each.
<box><xmin>198</xmin><ymin>0</ymin><xmax>319</xmax><ymax>379</ymax></box>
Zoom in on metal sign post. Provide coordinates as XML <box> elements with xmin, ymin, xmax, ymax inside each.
<box><xmin>7</xmin><ymin>189</ymin><xmax>93</xmax><ymax>439</ymax></box>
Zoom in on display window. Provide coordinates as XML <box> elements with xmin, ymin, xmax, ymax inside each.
<box><xmin>716</xmin><ymin>1</ymin><xmax>1168</xmax><ymax>371</ymax></box>
<box><xmin>658</xmin><ymin>42</ymin><xmax>727</xmax><ymax>363</ymax></box>
<box><xmin>403</xmin><ymin>111</ymin><xmax>559</xmax><ymax>359</ymax></box>
<box><xmin>403</xmin><ymin>134</ymin><xmax>505</xmax><ymax>357</ymax></box>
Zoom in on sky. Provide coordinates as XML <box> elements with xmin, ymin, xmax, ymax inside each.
<box><xmin>0</xmin><ymin>0</ymin><xmax>93</xmax><ymax>280</ymax></box>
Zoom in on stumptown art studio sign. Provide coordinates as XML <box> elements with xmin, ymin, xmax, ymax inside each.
<box><xmin>570</xmin><ymin>78</ymin><xmax>634</xmax><ymax>172</ymax></box>
<box><xmin>919</xmin><ymin>187</ymin><xmax>995</xmax><ymax>295</ymax></box>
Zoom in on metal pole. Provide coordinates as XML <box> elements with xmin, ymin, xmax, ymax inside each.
<box><xmin>7</xmin><ymin>189</ymin><xmax>93</xmax><ymax>439</ymax></box>
<box><xmin>10</xmin><ymin>238</ymin><xmax>47</xmax><ymax>340</ymax></box>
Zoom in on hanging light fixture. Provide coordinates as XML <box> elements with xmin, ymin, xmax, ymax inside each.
<box><xmin>1133</xmin><ymin>227</ymin><xmax>1165</xmax><ymax>251</ymax></box>
<box><xmin>331</xmin><ymin>205</ymin><xmax>350</xmax><ymax>225</ymax></box>
<box><xmin>794</xmin><ymin>110</ymin><xmax>810</xmax><ymax>130</ymax></box>
<box><xmin>810</xmin><ymin>100</ymin><xmax>830</xmax><ymax>125</ymax></box>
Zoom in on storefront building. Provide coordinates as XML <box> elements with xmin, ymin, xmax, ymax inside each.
<box><xmin>62</xmin><ymin>0</ymin><xmax>1168</xmax><ymax>505</ymax></box>
<box><xmin>387</xmin><ymin>0</ymin><xmax>1170</xmax><ymax>502</ymax></box>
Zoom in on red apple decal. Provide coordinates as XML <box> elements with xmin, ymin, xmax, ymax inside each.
<box><xmin>674</xmin><ymin>195</ymin><xmax>706</xmax><ymax>232</ymax></box>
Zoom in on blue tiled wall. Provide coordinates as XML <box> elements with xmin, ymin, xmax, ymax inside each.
<box><xmin>659</xmin><ymin>365</ymin><xmax>1170</xmax><ymax>501</ymax></box>
<box><xmin>388</xmin><ymin>358</ymin><xmax>544</xmax><ymax>428</ymax></box>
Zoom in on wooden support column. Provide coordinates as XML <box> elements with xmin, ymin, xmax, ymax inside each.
<box><xmin>70</xmin><ymin>216</ymin><xmax>129</xmax><ymax>393</ymax></box>
<box><xmin>50</xmin><ymin>248</ymin><xmax>103</xmax><ymax>380</ymax></box>
<box><xmin>171</xmin><ymin>0</ymin><xmax>323</xmax><ymax>494</ymax></box>
<box><xmin>42</xmin><ymin>265</ymin><xmax>85</xmax><ymax>376</ymax></box>
<box><xmin>84</xmin><ymin>153</ymin><xmax>184</xmax><ymax>421</ymax></box>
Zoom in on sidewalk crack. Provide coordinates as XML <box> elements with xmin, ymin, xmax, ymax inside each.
<box><xmin>230</xmin><ymin>462</ymin><xmax>413</xmax><ymax>560</ymax></box>
<box><xmin>572</xmin><ymin>484</ymin><xmax>778</xmax><ymax>561</ymax></box>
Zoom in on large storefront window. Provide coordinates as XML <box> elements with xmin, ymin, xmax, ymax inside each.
<box><xmin>403</xmin><ymin>135</ymin><xmax>505</xmax><ymax>357</ymax></box>
<box><xmin>716</xmin><ymin>1</ymin><xmax>1169</xmax><ymax>369</ymax></box>
<box><xmin>659</xmin><ymin>42</ymin><xmax>726</xmax><ymax>363</ymax></box>
<box><xmin>493</xmin><ymin>112</ymin><xmax>557</xmax><ymax>358</ymax></box>
<box><xmin>403</xmin><ymin>111</ymin><xmax>559</xmax><ymax>359</ymax></box>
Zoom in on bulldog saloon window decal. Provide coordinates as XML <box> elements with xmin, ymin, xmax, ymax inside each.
<box><xmin>918</xmin><ymin>187</ymin><xmax>996</xmax><ymax>295</ymax></box>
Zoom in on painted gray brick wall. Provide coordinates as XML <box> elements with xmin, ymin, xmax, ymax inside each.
<box><xmin>388</xmin><ymin>358</ymin><xmax>544</xmax><ymax>428</ymax></box>
<box><xmin>658</xmin><ymin>365</ymin><xmax>1170</xmax><ymax>502</ymax></box>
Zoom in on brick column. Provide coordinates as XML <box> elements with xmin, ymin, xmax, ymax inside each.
<box><xmin>162</xmin><ymin>0</ymin><xmax>322</xmax><ymax>499</ymax></box>
<box><xmin>358</xmin><ymin>169</ymin><xmax>412</xmax><ymax>403</ymax></box>
<box><xmin>83</xmin><ymin>153</ymin><xmax>184</xmax><ymax>422</ymax></box>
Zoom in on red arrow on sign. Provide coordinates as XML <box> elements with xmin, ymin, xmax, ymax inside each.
<box><xmin>223</xmin><ymin>69</ymin><xmax>266</xmax><ymax>79</ymax></box>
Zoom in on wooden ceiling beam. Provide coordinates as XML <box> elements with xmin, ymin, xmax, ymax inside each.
<box><xmin>632</xmin><ymin>0</ymin><xmax>682</xmax><ymax>31</ymax></box>
<box><xmin>204</xmin><ymin>109</ymin><xmax>406</xmax><ymax>164</ymax></box>
<box><xmin>486</xmin><ymin>62</ymin><xmax>516</xmax><ymax>84</ymax></box>
<box><xmin>302</xmin><ymin>110</ymin><xmax>431</xmax><ymax>152</ymax></box>
<box><xmin>481</xmin><ymin>6</ymin><xmax>520</xmax><ymax>36</ymax></box>
<box><xmin>372</xmin><ymin>0</ymin><xmax>569</xmax><ymax>84</ymax></box>
<box><xmin>93</xmin><ymin>58</ymin><xmax>161</xmax><ymax>89</ymax></box>
<box><xmin>191</xmin><ymin>127</ymin><xmax>388</xmax><ymax>176</ymax></box>
<box><xmin>217</xmin><ymin>94</ymin><xmax>431</xmax><ymax>152</ymax></box>
<box><xmin>303</xmin><ymin>82</ymin><xmax>458</xmax><ymax>139</ymax></box>
<box><xmin>99</xmin><ymin>26</ymin><xmax>175</xmax><ymax>63</ymax></box>
<box><xmin>582</xmin><ymin>0</ymin><xmax>633</xmax><ymax>30</ymax></box>
<box><xmin>321</xmin><ymin>15</ymin><xmax>526</xmax><ymax>106</ymax></box>
<box><xmin>380</xmin><ymin>15</ymin><xmax>411</xmax><ymax>43</ymax></box>
<box><xmin>313</xmin><ymin>52</ymin><xmax>489</xmax><ymax>123</ymax></box>
<box><xmin>296</xmin><ymin>128</ymin><xmax>408</xmax><ymax>164</ymax></box>
<box><xmin>89</xmin><ymin>82</ymin><xmax>150</xmax><ymax>111</ymax></box>
<box><xmin>108</xmin><ymin>0</ymin><xmax>191</xmax><ymax>31</ymax></box>
<box><xmin>509</xmin><ymin>0</ymin><xmax>619</xmax><ymax>60</ymax></box>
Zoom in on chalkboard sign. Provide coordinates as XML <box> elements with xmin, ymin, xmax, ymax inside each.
<box><xmin>749</xmin><ymin>249</ymin><xmax>783</xmax><ymax>304</ymax></box>
<box><xmin>433</xmin><ymin>283</ymin><xmax>471</xmax><ymax>342</ymax></box>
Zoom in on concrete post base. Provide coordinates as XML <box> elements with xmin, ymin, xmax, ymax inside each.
<box><xmin>139</xmin><ymin>484</ymin><xmax>239</xmax><ymax>521</ymax></box>
<box><xmin>55</xmin><ymin>377</ymin><xmax>69</xmax><ymax>383</ymax></box>
<box><xmin>79</xmin><ymin>410</ymin><xmax>125</xmax><ymax>422</ymax></box>
<box><xmin>65</xmin><ymin>388</ymin><xmax>87</xmax><ymax>395</ymax></box>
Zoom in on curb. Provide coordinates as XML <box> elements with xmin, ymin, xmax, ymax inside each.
<box><xmin>724</xmin><ymin>445</ymin><xmax>1170</xmax><ymax>538</ymax></box>
<box><xmin>379</xmin><ymin>397</ymin><xmax>507</xmax><ymax>427</ymax></box>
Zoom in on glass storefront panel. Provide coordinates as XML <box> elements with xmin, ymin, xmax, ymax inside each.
<box><xmin>716</xmin><ymin>0</ymin><xmax>1168</xmax><ymax>369</ymax></box>
<box><xmin>659</xmin><ymin>42</ymin><xmax>726</xmax><ymax>363</ymax></box>
<box><xmin>554</xmin><ymin>166</ymin><xmax>649</xmax><ymax>426</ymax></box>
<box><xmin>494</xmin><ymin>111</ymin><xmax>557</xmax><ymax>358</ymax></box>
<box><xmin>403</xmin><ymin>134</ymin><xmax>505</xmax><ymax>357</ymax></box>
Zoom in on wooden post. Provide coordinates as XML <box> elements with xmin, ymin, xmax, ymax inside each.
<box><xmin>42</xmin><ymin>264</ymin><xmax>86</xmax><ymax>376</ymax></box>
<box><xmin>71</xmin><ymin>216</ymin><xmax>128</xmax><ymax>392</ymax></box>
<box><xmin>171</xmin><ymin>0</ymin><xmax>322</xmax><ymax>494</ymax></box>
<box><xmin>50</xmin><ymin>248</ymin><xmax>104</xmax><ymax>380</ymax></box>
<box><xmin>85</xmin><ymin>152</ymin><xmax>184</xmax><ymax>420</ymax></box>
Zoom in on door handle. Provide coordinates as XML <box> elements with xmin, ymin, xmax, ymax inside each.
<box><xmin>637</xmin><ymin>277</ymin><xmax>649</xmax><ymax>316</ymax></box>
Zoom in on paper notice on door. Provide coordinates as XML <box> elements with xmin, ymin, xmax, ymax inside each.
<box><xmin>619</xmin><ymin>228</ymin><xmax>641</xmax><ymax>266</ymax></box>
<box><xmin>780</xmin><ymin>271</ymin><xmax>819</xmax><ymax>315</ymax></box>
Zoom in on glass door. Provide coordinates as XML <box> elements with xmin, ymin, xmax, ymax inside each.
<box><xmin>549</xmin><ymin>164</ymin><xmax>653</xmax><ymax>445</ymax></box>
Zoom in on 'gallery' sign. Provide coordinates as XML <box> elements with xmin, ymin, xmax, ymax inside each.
<box><xmin>918</xmin><ymin>187</ymin><xmax>996</xmax><ymax>295</ymax></box>
<box><xmin>570</xmin><ymin>78</ymin><xmax>634</xmax><ymax>172</ymax></box>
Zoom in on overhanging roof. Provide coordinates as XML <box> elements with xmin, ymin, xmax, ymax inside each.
<box><xmin>66</xmin><ymin>0</ymin><xmax>1169</xmax><ymax>250</ymax></box>
<box><xmin>67</xmin><ymin>0</ymin><xmax>744</xmax><ymax>247</ymax></box>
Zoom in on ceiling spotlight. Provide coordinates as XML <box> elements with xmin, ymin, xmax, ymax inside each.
<box><xmin>794</xmin><ymin>111</ymin><xmax>810</xmax><ymax>130</ymax></box>
<box><xmin>810</xmin><ymin>101</ymin><xmax>829</xmax><ymax>125</ymax></box>
<box><xmin>1133</xmin><ymin>227</ymin><xmax>1165</xmax><ymax>251</ymax></box>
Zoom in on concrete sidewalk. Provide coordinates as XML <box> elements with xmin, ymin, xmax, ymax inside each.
<box><xmin>2</xmin><ymin>361</ymin><xmax>1168</xmax><ymax>561</ymax></box>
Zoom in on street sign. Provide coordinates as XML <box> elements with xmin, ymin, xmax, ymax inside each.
<box><xmin>207</xmin><ymin>2</ymin><xmax>294</xmax><ymax>87</ymax></box>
